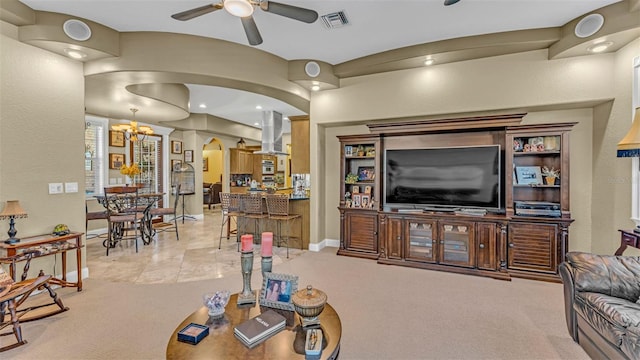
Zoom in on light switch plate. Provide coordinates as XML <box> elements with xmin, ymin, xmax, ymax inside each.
<box><xmin>65</xmin><ymin>182</ymin><xmax>78</xmax><ymax>193</ymax></box>
<box><xmin>48</xmin><ymin>183</ymin><xmax>63</xmax><ymax>194</ymax></box>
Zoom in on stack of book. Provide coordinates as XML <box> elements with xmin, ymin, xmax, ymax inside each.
<box><xmin>234</xmin><ymin>310</ymin><xmax>286</xmax><ymax>348</ymax></box>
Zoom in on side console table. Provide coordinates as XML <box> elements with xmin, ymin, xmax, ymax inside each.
<box><xmin>0</xmin><ymin>231</ymin><xmax>84</xmax><ymax>291</ymax></box>
<box><xmin>615</xmin><ymin>229</ymin><xmax>640</xmax><ymax>256</ymax></box>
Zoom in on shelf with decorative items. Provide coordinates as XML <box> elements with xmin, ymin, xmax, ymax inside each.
<box><xmin>337</xmin><ymin>134</ymin><xmax>381</xmax><ymax>259</ymax></box>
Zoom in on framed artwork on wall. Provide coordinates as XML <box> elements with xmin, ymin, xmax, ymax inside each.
<box><xmin>203</xmin><ymin>157</ymin><xmax>209</xmax><ymax>171</ymax></box>
<box><xmin>184</xmin><ymin>150</ymin><xmax>194</xmax><ymax>163</ymax></box>
<box><xmin>109</xmin><ymin>153</ymin><xmax>124</xmax><ymax>169</ymax></box>
<box><xmin>171</xmin><ymin>159</ymin><xmax>181</xmax><ymax>170</ymax></box>
<box><xmin>171</xmin><ymin>140</ymin><xmax>183</xmax><ymax>154</ymax></box>
<box><xmin>109</xmin><ymin>131</ymin><xmax>125</xmax><ymax>147</ymax></box>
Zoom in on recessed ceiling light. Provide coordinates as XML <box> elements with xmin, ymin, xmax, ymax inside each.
<box><xmin>283</xmin><ymin>116</ymin><xmax>289</xmax><ymax>121</ymax></box>
<box><xmin>63</xmin><ymin>48</ymin><xmax>86</xmax><ymax>59</ymax></box>
<box><xmin>587</xmin><ymin>41</ymin><xmax>613</xmax><ymax>53</ymax></box>
<box><xmin>256</xmin><ymin>105</ymin><xmax>262</xmax><ymax>110</ymax></box>
<box><xmin>254</xmin><ymin>122</ymin><xmax>260</xmax><ymax>126</ymax></box>
<box><xmin>312</xmin><ymin>81</ymin><xmax>319</xmax><ymax>85</ymax></box>
<box><xmin>424</xmin><ymin>58</ymin><xmax>434</xmax><ymax>66</ymax></box>
<box><xmin>199</xmin><ymin>103</ymin><xmax>207</xmax><ymax>109</ymax></box>
<box><xmin>311</xmin><ymin>85</ymin><xmax>320</xmax><ymax>91</ymax></box>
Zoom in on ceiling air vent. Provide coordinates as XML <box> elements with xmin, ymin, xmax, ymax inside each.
<box><xmin>321</xmin><ymin>11</ymin><xmax>349</xmax><ymax>29</ymax></box>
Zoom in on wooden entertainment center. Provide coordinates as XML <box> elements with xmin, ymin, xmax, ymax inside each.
<box><xmin>337</xmin><ymin>114</ymin><xmax>575</xmax><ymax>282</ymax></box>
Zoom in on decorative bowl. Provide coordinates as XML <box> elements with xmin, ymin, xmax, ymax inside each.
<box><xmin>291</xmin><ymin>285</ymin><xmax>327</xmax><ymax>327</ymax></box>
<box><xmin>203</xmin><ymin>290</ymin><xmax>230</xmax><ymax>318</ymax></box>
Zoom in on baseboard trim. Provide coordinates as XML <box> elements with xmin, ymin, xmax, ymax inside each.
<box><xmin>308</xmin><ymin>238</ymin><xmax>340</xmax><ymax>252</ymax></box>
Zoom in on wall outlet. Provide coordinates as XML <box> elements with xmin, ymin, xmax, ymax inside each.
<box><xmin>65</xmin><ymin>182</ymin><xmax>78</xmax><ymax>193</ymax></box>
<box><xmin>48</xmin><ymin>183</ymin><xmax>63</xmax><ymax>194</ymax></box>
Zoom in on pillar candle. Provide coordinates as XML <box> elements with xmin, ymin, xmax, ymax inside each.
<box><xmin>241</xmin><ymin>234</ymin><xmax>253</xmax><ymax>252</ymax></box>
<box><xmin>261</xmin><ymin>232</ymin><xmax>273</xmax><ymax>257</ymax></box>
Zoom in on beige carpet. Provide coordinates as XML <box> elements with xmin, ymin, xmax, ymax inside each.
<box><xmin>2</xmin><ymin>247</ymin><xmax>587</xmax><ymax>360</ymax></box>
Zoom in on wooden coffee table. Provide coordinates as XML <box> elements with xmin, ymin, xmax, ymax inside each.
<box><xmin>166</xmin><ymin>293</ymin><xmax>341</xmax><ymax>359</ymax></box>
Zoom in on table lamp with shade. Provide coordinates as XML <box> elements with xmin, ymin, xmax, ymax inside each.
<box><xmin>0</xmin><ymin>200</ymin><xmax>28</xmax><ymax>244</ymax></box>
<box><xmin>617</xmin><ymin>107</ymin><xmax>640</xmax><ymax>233</ymax></box>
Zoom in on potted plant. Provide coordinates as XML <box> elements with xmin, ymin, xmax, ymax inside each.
<box><xmin>541</xmin><ymin>166</ymin><xmax>560</xmax><ymax>185</ymax></box>
<box><xmin>345</xmin><ymin>173</ymin><xmax>359</xmax><ymax>184</ymax></box>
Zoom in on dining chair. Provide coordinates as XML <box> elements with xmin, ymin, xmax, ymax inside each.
<box><xmin>265</xmin><ymin>194</ymin><xmax>302</xmax><ymax>258</ymax></box>
<box><xmin>103</xmin><ymin>186</ymin><xmax>145</xmax><ymax>255</ymax></box>
<box><xmin>218</xmin><ymin>192</ymin><xmax>242</xmax><ymax>250</ymax></box>
<box><xmin>149</xmin><ymin>184</ymin><xmax>180</xmax><ymax>241</ymax></box>
<box><xmin>85</xmin><ymin>200</ymin><xmax>108</xmax><ymax>239</ymax></box>
<box><xmin>239</xmin><ymin>193</ymin><xmax>268</xmax><ymax>244</ymax></box>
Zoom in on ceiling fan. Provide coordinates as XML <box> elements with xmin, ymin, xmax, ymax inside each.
<box><xmin>171</xmin><ymin>0</ymin><xmax>319</xmax><ymax>46</ymax></box>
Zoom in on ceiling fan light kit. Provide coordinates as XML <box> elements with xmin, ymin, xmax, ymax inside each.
<box><xmin>171</xmin><ymin>0</ymin><xmax>319</xmax><ymax>46</ymax></box>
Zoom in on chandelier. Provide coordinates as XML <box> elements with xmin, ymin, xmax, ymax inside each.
<box><xmin>111</xmin><ymin>108</ymin><xmax>153</xmax><ymax>142</ymax></box>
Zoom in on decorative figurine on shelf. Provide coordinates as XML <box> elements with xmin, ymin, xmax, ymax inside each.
<box><xmin>541</xmin><ymin>166</ymin><xmax>560</xmax><ymax>186</ymax></box>
<box><xmin>203</xmin><ymin>290</ymin><xmax>230</xmax><ymax>319</ymax></box>
<box><xmin>356</xmin><ymin>145</ymin><xmax>365</xmax><ymax>156</ymax></box>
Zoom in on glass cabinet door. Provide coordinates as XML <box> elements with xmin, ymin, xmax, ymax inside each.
<box><xmin>439</xmin><ymin>222</ymin><xmax>474</xmax><ymax>267</ymax></box>
<box><xmin>406</xmin><ymin>219</ymin><xmax>437</xmax><ymax>263</ymax></box>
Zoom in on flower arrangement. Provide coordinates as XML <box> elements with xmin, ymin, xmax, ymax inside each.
<box><xmin>345</xmin><ymin>173</ymin><xmax>359</xmax><ymax>184</ymax></box>
<box><xmin>120</xmin><ymin>162</ymin><xmax>141</xmax><ymax>182</ymax></box>
<box><xmin>541</xmin><ymin>166</ymin><xmax>560</xmax><ymax>178</ymax></box>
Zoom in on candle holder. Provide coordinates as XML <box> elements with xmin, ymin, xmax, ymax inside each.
<box><xmin>261</xmin><ymin>255</ymin><xmax>272</xmax><ymax>277</ymax></box>
<box><xmin>237</xmin><ymin>250</ymin><xmax>257</xmax><ymax>305</ymax></box>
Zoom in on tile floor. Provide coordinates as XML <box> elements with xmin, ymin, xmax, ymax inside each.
<box><xmin>85</xmin><ymin>207</ymin><xmax>304</xmax><ymax>284</ymax></box>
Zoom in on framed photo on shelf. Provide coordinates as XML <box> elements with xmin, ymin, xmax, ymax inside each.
<box><xmin>109</xmin><ymin>131</ymin><xmax>125</xmax><ymax>147</ymax></box>
<box><xmin>184</xmin><ymin>150</ymin><xmax>194</xmax><ymax>163</ymax></box>
<box><xmin>109</xmin><ymin>153</ymin><xmax>124</xmax><ymax>169</ymax></box>
<box><xmin>203</xmin><ymin>157</ymin><xmax>209</xmax><ymax>171</ymax></box>
<box><xmin>357</xmin><ymin>167</ymin><xmax>375</xmax><ymax>181</ymax></box>
<box><xmin>352</xmin><ymin>193</ymin><xmax>362</xmax><ymax>208</ymax></box>
<box><xmin>361</xmin><ymin>194</ymin><xmax>371</xmax><ymax>208</ymax></box>
<box><xmin>344</xmin><ymin>146</ymin><xmax>353</xmax><ymax>157</ymax></box>
<box><xmin>351</xmin><ymin>185</ymin><xmax>360</xmax><ymax>194</ymax></box>
<box><xmin>259</xmin><ymin>272</ymin><xmax>298</xmax><ymax>311</ymax></box>
<box><xmin>171</xmin><ymin>159</ymin><xmax>181</xmax><ymax>170</ymax></box>
<box><xmin>171</xmin><ymin>140</ymin><xmax>183</xmax><ymax>154</ymax></box>
<box><xmin>515</xmin><ymin>166</ymin><xmax>542</xmax><ymax>185</ymax></box>
<box><xmin>364</xmin><ymin>185</ymin><xmax>372</xmax><ymax>194</ymax></box>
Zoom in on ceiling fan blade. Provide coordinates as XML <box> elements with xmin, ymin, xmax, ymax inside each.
<box><xmin>261</xmin><ymin>1</ymin><xmax>318</xmax><ymax>23</ymax></box>
<box><xmin>171</xmin><ymin>3</ymin><xmax>223</xmax><ymax>21</ymax></box>
<box><xmin>444</xmin><ymin>0</ymin><xmax>461</xmax><ymax>6</ymax></box>
<box><xmin>241</xmin><ymin>16</ymin><xmax>263</xmax><ymax>46</ymax></box>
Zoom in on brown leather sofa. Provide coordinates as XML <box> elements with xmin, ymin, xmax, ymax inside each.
<box><xmin>559</xmin><ymin>252</ymin><xmax>640</xmax><ymax>360</ymax></box>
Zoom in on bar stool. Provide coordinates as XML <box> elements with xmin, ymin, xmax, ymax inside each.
<box><xmin>219</xmin><ymin>192</ymin><xmax>242</xmax><ymax>250</ymax></box>
<box><xmin>239</xmin><ymin>193</ymin><xmax>268</xmax><ymax>244</ymax></box>
<box><xmin>265</xmin><ymin>194</ymin><xmax>301</xmax><ymax>258</ymax></box>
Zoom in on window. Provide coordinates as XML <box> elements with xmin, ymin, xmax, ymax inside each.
<box><xmin>85</xmin><ymin>116</ymin><xmax>108</xmax><ymax>196</ymax></box>
<box><xmin>632</xmin><ymin>56</ymin><xmax>640</xmax><ymax>226</ymax></box>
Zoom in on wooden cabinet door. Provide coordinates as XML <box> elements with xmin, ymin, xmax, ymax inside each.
<box><xmin>476</xmin><ymin>222</ymin><xmax>497</xmax><ymax>270</ymax></box>
<box><xmin>385</xmin><ymin>216</ymin><xmax>403</xmax><ymax>260</ymax></box>
<box><xmin>438</xmin><ymin>220</ymin><xmax>475</xmax><ymax>268</ymax></box>
<box><xmin>344</xmin><ymin>211</ymin><xmax>378</xmax><ymax>253</ymax></box>
<box><xmin>508</xmin><ymin>222</ymin><xmax>558</xmax><ymax>274</ymax></box>
<box><xmin>405</xmin><ymin>218</ymin><xmax>436</xmax><ymax>263</ymax></box>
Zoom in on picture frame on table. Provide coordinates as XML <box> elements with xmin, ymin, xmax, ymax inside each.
<box><xmin>357</xmin><ymin>167</ymin><xmax>375</xmax><ymax>181</ymax></box>
<box><xmin>109</xmin><ymin>130</ymin><xmax>125</xmax><ymax>147</ymax></box>
<box><xmin>515</xmin><ymin>166</ymin><xmax>542</xmax><ymax>185</ymax></box>
<box><xmin>184</xmin><ymin>150</ymin><xmax>194</xmax><ymax>163</ymax></box>
<box><xmin>171</xmin><ymin>140</ymin><xmax>183</xmax><ymax>154</ymax></box>
<box><xmin>109</xmin><ymin>153</ymin><xmax>124</xmax><ymax>169</ymax></box>
<box><xmin>259</xmin><ymin>272</ymin><xmax>298</xmax><ymax>311</ymax></box>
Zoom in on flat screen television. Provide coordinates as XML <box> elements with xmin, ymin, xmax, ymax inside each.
<box><xmin>384</xmin><ymin>145</ymin><xmax>501</xmax><ymax>211</ymax></box>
